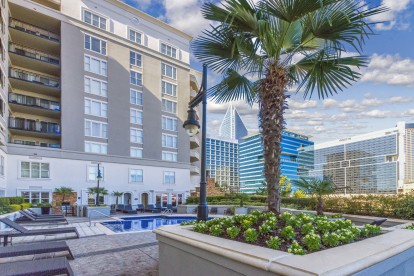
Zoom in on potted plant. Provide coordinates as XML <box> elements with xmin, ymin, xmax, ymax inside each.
<box><xmin>38</xmin><ymin>202</ymin><xmax>52</xmax><ymax>215</ymax></box>
<box><xmin>234</xmin><ymin>193</ymin><xmax>249</xmax><ymax>215</ymax></box>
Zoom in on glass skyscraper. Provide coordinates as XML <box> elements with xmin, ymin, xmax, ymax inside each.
<box><xmin>206</xmin><ymin>137</ymin><xmax>239</xmax><ymax>189</ymax></box>
<box><xmin>239</xmin><ymin>130</ymin><xmax>314</xmax><ymax>194</ymax></box>
<box><xmin>219</xmin><ymin>104</ymin><xmax>248</xmax><ymax>141</ymax></box>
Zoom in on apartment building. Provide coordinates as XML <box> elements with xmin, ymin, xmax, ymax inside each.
<box><xmin>239</xmin><ymin>131</ymin><xmax>313</xmax><ymax>194</ymax></box>
<box><xmin>300</xmin><ymin>122</ymin><xmax>414</xmax><ymax>194</ymax></box>
<box><xmin>0</xmin><ymin>0</ymin><xmax>201</xmax><ymax>207</ymax></box>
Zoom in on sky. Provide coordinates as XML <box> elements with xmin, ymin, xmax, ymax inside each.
<box><xmin>122</xmin><ymin>0</ymin><xmax>414</xmax><ymax>143</ymax></box>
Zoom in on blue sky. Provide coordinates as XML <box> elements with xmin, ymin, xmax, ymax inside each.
<box><xmin>122</xmin><ymin>0</ymin><xmax>414</xmax><ymax>143</ymax></box>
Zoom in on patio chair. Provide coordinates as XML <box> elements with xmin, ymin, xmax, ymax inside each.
<box><xmin>136</xmin><ymin>204</ymin><xmax>145</xmax><ymax>213</ymax></box>
<box><xmin>210</xmin><ymin>207</ymin><xmax>218</xmax><ymax>215</ymax></box>
<box><xmin>145</xmin><ymin>204</ymin><xmax>161</xmax><ymax>213</ymax></box>
<box><xmin>0</xmin><ymin>256</ymin><xmax>74</xmax><ymax>276</ymax></box>
<box><xmin>166</xmin><ymin>204</ymin><xmax>177</xmax><ymax>213</ymax></box>
<box><xmin>27</xmin><ymin>209</ymin><xmax>64</xmax><ymax>218</ymax></box>
<box><xmin>370</xmin><ymin>218</ymin><xmax>387</xmax><ymax>226</ymax></box>
<box><xmin>122</xmin><ymin>205</ymin><xmax>137</xmax><ymax>214</ymax></box>
<box><xmin>116</xmin><ymin>204</ymin><xmax>125</xmax><ymax>212</ymax></box>
<box><xmin>16</xmin><ymin>210</ymin><xmax>68</xmax><ymax>224</ymax></box>
<box><xmin>224</xmin><ymin>208</ymin><xmax>233</xmax><ymax>215</ymax></box>
<box><xmin>0</xmin><ymin>240</ymin><xmax>74</xmax><ymax>260</ymax></box>
<box><xmin>0</xmin><ymin>218</ymin><xmax>79</xmax><ymax>246</ymax></box>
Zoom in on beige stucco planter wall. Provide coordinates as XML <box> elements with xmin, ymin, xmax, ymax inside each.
<box><xmin>154</xmin><ymin>225</ymin><xmax>414</xmax><ymax>276</ymax></box>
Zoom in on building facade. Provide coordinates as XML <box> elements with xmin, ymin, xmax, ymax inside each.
<box><xmin>301</xmin><ymin>122</ymin><xmax>414</xmax><ymax>194</ymax></box>
<box><xmin>206</xmin><ymin>137</ymin><xmax>239</xmax><ymax>190</ymax></box>
<box><xmin>239</xmin><ymin>131</ymin><xmax>313</xmax><ymax>194</ymax></box>
<box><xmin>0</xmin><ymin>0</ymin><xmax>201</xmax><ymax>207</ymax></box>
<box><xmin>219</xmin><ymin>104</ymin><xmax>248</xmax><ymax>141</ymax></box>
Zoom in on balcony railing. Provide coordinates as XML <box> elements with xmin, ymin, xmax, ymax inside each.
<box><xmin>9</xmin><ymin>18</ymin><xmax>60</xmax><ymax>42</ymax></box>
<box><xmin>11</xmin><ymin>140</ymin><xmax>61</xmax><ymax>148</ymax></box>
<box><xmin>10</xmin><ymin>68</ymin><xmax>60</xmax><ymax>88</ymax></box>
<box><xmin>9</xmin><ymin>43</ymin><xmax>60</xmax><ymax>65</ymax></box>
<box><xmin>9</xmin><ymin>117</ymin><xmax>61</xmax><ymax>134</ymax></box>
<box><xmin>190</xmin><ymin>150</ymin><xmax>200</xmax><ymax>160</ymax></box>
<box><xmin>9</xmin><ymin>93</ymin><xmax>61</xmax><ymax>111</ymax></box>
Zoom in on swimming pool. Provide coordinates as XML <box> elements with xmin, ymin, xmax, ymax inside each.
<box><xmin>101</xmin><ymin>216</ymin><xmax>197</xmax><ymax>233</ymax></box>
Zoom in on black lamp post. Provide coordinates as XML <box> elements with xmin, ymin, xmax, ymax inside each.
<box><xmin>96</xmin><ymin>163</ymin><xmax>103</xmax><ymax>206</ymax></box>
<box><xmin>183</xmin><ymin>64</ymin><xmax>208</xmax><ymax>221</ymax></box>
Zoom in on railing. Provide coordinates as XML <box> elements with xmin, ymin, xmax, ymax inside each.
<box><xmin>11</xmin><ymin>140</ymin><xmax>60</xmax><ymax>148</ymax></box>
<box><xmin>161</xmin><ymin>209</ymin><xmax>173</xmax><ymax>215</ymax></box>
<box><xmin>9</xmin><ymin>117</ymin><xmax>61</xmax><ymax>134</ymax></box>
<box><xmin>9</xmin><ymin>18</ymin><xmax>60</xmax><ymax>42</ymax></box>
<box><xmin>9</xmin><ymin>93</ymin><xmax>61</xmax><ymax>111</ymax></box>
<box><xmin>88</xmin><ymin>210</ymin><xmax>123</xmax><ymax>227</ymax></box>
<box><xmin>10</xmin><ymin>68</ymin><xmax>60</xmax><ymax>88</ymax></box>
<box><xmin>9</xmin><ymin>43</ymin><xmax>60</xmax><ymax>65</ymax></box>
<box><xmin>191</xmin><ymin>150</ymin><xmax>200</xmax><ymax>160</ymax></box>
<box><xmin>190</xmin><ymin>136</ymin><xmax>200</xmax><ymax>145</ymax></box>
<box><xmin>191</xmin><ymin>166</ymin><xmax>200</xmax><ymax>174</ymax></box>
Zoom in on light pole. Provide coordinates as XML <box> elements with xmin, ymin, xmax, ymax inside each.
<box><xmin>183</xmin><ymin>64</ymin><xmax>208</xmax><ymax>221</ymax></box>
<box><xmin>96</xmin><ymin>163</ymin><xmax>103</xmax><ymax>206</ymax></box>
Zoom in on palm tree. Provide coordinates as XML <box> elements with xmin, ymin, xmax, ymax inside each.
<box><xmin>193</xmin><ymin>0</ymin><xmax>386</xmax><ymax>213</ymax></box>
<box><xmin>54</xmin><ymin>186</ymin><xmax>74</xmax><ymax>203</ymax></box>
<box><xmin>113</xmin><ymin>191</ymin><xmax>123</xmax><ymax>209</ymax></box>
<box><xmin>294</xmin><ymin>177</ymin><xmax>335</xmax><ymax>215</ymax></box>
<box><xmin>88</xmin><ymin>187</ymin><xmax>108</xmax><ymax>205</ymax></box>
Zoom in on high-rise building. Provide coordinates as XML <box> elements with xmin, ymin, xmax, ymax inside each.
<box><xmin>219</xmin><ymin>104</ymin><xmax>248</xmax><ymax>141</ymax></box>
<box><xmin>206</xmin><ymin>137</ymin><xmax>239</xmax><ymax>189</ymax></box>
<box><xmin>300</xmin><ymin>122</ymin><xmax>414</xmax><ymax>194</ymax></box>
<box><xmin>239</xmin><ymin>131</ymin><xmax>313</xmax><ymax>194</ymax></box>
<box><xmin>0</xmin><ymin>0</ymin><xmax>201</xmax><ymax>208</ymax></box>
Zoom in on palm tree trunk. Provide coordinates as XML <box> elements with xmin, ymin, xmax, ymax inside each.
<box><xmin>259</xmin><ymin>64</ymin><xmax>288</xmax><ymax>214</ymax></box>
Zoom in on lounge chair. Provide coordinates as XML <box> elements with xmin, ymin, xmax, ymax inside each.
<box><xmin>0</xmin><ymin>240</ymin><xmax>74</xmax><ymax>260</ymax></box>
<box><xmin>122</xmin><ymin>205</ymin><xmax>137</xmax><ymax>214</ymax></box>
<box><xmin>136</xmin><ymin>204</ymin><xmax>145</xmax><ymax>213</ymax></box>
<box><xmin>116</xmin><ymin>204</ymin><xmax>125</xmax><ymax>212</ymax></box>
<box><xmin>370</xmin><ymin>218</ymin><xmax>387</xmax><ymax>226</ymax></box>
<box><xmin>0</xmin><ymin>256</ymin><xmax>74</xmax><ymax>276</ymax></box>
<box><xmin>0</xmin><ymin>218</ymin><xmax>79</xmax><ymax>246</ymax></box>
<box><xmin>166</xmin><ymin>204</ymin><xmax>177</xmax><ymax>213</ymax></box>
<box><xmin>210</xmin><ymin>207</ymin><xmax>218</xmax><ymax>215</ymax></box>
<box><xmin>145</xmin><ymin>204</ymin><xmax>161</xmax><ymax>213</ymax></box>
<box><xmin>27</xmin><ymin>209</ymin><xmax>64</xmax><ymax>218</ymax></box>
<box><xmin>224</xmin><ymin>208</ymin><xmax>233</xmax><ymax>215</ymax></box>
<box><xmin>16</xmin><ymin>210</ymin><xmax>68</xmax><ymax>224</ymax></box>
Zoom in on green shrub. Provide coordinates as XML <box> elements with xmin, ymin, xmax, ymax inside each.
<box><xmin>21</xmin><ymin>203</ymin><xmax>32</xmax><ymax>209</ymax></box>
<box><xmin>210</xmin><ymin>225</ymin><xmax>223</xmax><ymax>236</ymax></box>
<box><xmin>303</xmin><ymin>233</ymin><xmax>321</xmax><ymax>252</ymax></box>
<box><xmin>281</xmin><ymin>226</ymin><xmax>295</xmax><ymax>240</ymax></box>
<box><xmin>287</xmin><ymin>241</ymin><xmax>306</xmax><ymax>255</ymax></box>
<box><xmin>301</xmin><ymin>223</ymin><xmax>314</xmax><ymax>235</ymax></box>
<box><xmin>9</xmin><ymin>204</ymin><xmax>22</xmax><ymax>211</ymax></box>
<box><xmin>0</xmin><ymin>198</ymin><xmax>10</xmax><ymax>206</ymax></box>
<box><xmin>226</xmin><ymin>226</ymin><xmax>240</xmax><ymax>238</ymax></box>
<box><xmin>266</xmin><ymin>236</ymin><xmax>281</xmax><ymax>249</ymax></box>
<box><xmin>243</xmin><ymin>228</ymin><xmax>258</xmax><ymax>243</ymax></box>
<box><xmin>322</xmin><ymin>232</ymin><xmax>341</xmax><ymax>247</ymax></box>
<box><xmin>8</xmin><ymin>197</ymin><xmax>24</xmax><ymax>204</ymax></box>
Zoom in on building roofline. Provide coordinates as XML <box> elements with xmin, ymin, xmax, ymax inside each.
<box><xmin>241</xmin><ymin>129</ymin><xmax>312</xmax><ymax>140</ymax></box>
<box><xmin>107</xmin><ymin>0</ymin><xmax>193</xmax><ymax>41</ymax></box>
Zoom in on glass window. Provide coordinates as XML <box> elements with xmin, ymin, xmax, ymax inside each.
<box><xmin>20</xmin><ymin>162</ymin><xmax>49</xmax><ymax>179</ymax></box>
<box><xmin>164</xmin><ymin>171</ymin><xmax>175</xmax><ymax>184</ymax></box>
<box><xmin>162</xmin><ymin>116</ymin><xmax>177</xmax><ymax>131</ymax></box>
<box><xmin>84</xmin><ymin>55</ymin><xmax>107</xmax><ymax>76</ymax></box>
<box><xmin>160</xmin><ymin>43</ymin><xmax>177</xmax><ymax>59</ymax></box>
<box><xmin>128</xmin><ymin>29</ymin><xmax>142</xmax><ymax>44</ymax></box>
<box><xmin>85</xmin><ymin>142</ymin><xmax>107</xmax><ymax>154</ymax></box>
<box><xmin>162</xmin><ymin>81</ymin><xmax>177</xmax><ymax>97</ymax></box>
<box><xmin>130</xmin><ymin>109</ymin><xmax>143</xmax><ymax>125</ymax></box>
<box><xmin>130</xmin><ymin>128</ymin><xmax>143</xmax><ymax>143</ymax></box>
<box><xmin>162</xmin><ymin>134</ymin><xmax>177</xmax><ymax>148</ymax></box>
<box><xmin>85</xmin><ymin>77</ymin><xmax>108</xmax><ymax>97</ymax></box>
<box><xmin>130</xmin><ymin>147</ymin><xmax>143</xmax><ymax>158</ymax></box>
<box><xmin>162</xmin><ymin>99</ymin><xmax>177</xmax><ymax>114</ymax></box>
<box><xmin>130</xmin><ymin>89</ymin><xmax>142</xmax><ymax>105</ymax></box>
<box><xmin>130</xmin><ymin>71</ymin><xmax>142</xmax><ymax>86</ymax></box>
<box><xmin>130</xmin><ymin>51</ymin><xmax>142</xmax><ymax>67</ymax></box>
<box><xmin>84</xmin><ymin>34</ymin><xmax>107</xmax><ymax>55</ymax></box>
<box><xmin>0</xmin><ymin>156</ymin><xmax>4</xmax><ymax>176</ymax></box>
<box><xmin>130</xmin><ymin>169</ymin><xmax>143</xmax><ymax>182</ymax></box>
<box><xmin>88</xmin><ymin>165</ymin><xmax>105</xmax><ymax>181</ymax></box>
<box><xmin>85</xmin><ymin>120</ymin><xmax>108</xmax><ymax>138</ymax></box>
<box><xmin>21</xmin><ymin>191</ymin><xmax>50</xmax><ymax>204</ymax></box>
<box><xmin>162</xmin><ymin>151</ymin><xmax>177</xmax><ymax>162</ymax></box>
<box><xmin>161</xmin><ymin>63</ymin><xmax>177</xmax><ymax>79</ymax></box>
<box><xmin>85</xmin><ymin>99</ymin><xmax>107</xmax><ymax>117</ymax></box>
<box><xmin>83</xmin><ymin>10</ymin><xmax>107</xmax><ymax>30</ymax></box>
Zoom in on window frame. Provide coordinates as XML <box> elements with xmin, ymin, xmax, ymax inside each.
<box><xmin>162</xmin><ymin>151</ymin><xmax>178</xmax><ymax>162</ymax></box>
<box><xmin>85</xmin><ymin>98</ymin><xmax>108</xmax><ymax>118</ymax></box>
<box><xmin>130</xmin><ymin>50</ymin><xmax>142</xmax><ymax>68</ymax></box>
<box><xmin>160</xmin><ymin>42</ymin><xmax>178</xmax><ymax>59</ymax></box>
<box><xmin>20</xmin><ymin>161</ymin><xmax>50</xmax><ymax>179</ymax></box>
<box><xmin>164</xmin><ymin>171</ymin><xmax>176</xmax><ymax>184</ymax></box>
<box><xmin>161</xmin><ymin>80</ymin><xmax>177</xmax><ymax>97</ymax></box>
<box><xmin>87</xmin><ymin>164</ymin><xmax>105</xmax><ymax>181</ymax></box>
<box><xmin>129</xmin><ymin>168</ymin><xmax>143</xmax><ymax>183</ymax></box>
<box><xmin>130</xmin><ymin>127</ymin><xmax>143</xmax><ymax>144</ymax></box>
<box><xmin>84</xmin><ymin>33</ymin><xmax>107</xmax><ymax>55</ymax></box>
<box><xmin>82</xmin><ymin>9</ymin><xmax>108</xmax><ymax>30</ymax></box>
<box><xmin>130</xmin><ymin>88</ymin><xmax>143</xmax><ymax>106</ymax></box>
<box><xmin>130</xmin><ymin>108</ymin><xmax>143</xmax><ymax>125</ymax></box>
<box><xmin>130</xmin><ymin>147</ymin><xmax>143</xmax><ymax>158</ymax></box>
<box><xmin>84</xmin><ymin>76</ymin><xmax>108</xmax><ymax>97</ymax></box>
<box><xmin>85</xmin><ymin>141</ymin><xmax>108</xmax><ymax>155</ymax></box>
<box><xmin>162</xmin><ymin>99</ymin><xmax>177</xmax><ymax>114</ymax></box>
<box><xmin>162</xmin><ymin>133</ymin><xmax>178</xmax><ymax>149</ymax></box>
<box><xmin>128</xmin><ymin>27</ymin><xmax>143</xmax><ymax>45</ymax></box>
<box><xmin>161</xmin><ymin>63</ymin><xmax>177</xmax><ymax>80</ymax></box>
<box><xmin>84</xmin><ymin>54</ymin><xmax>108</xmax><ymax>76</ymax></box>
<box><xmin>130</xmin><ymin>70</ymin><xmax>143</xmax><ymax>86</ymax></box>
<box><xmin>85</xmin><ymin>120</ymin><xmax>108</xmax><ymax>139</ymax></box>
<box><xmin>162</xmin><ymin>116</ymin><xmax>178</xmax><ymax>132</ymax></box>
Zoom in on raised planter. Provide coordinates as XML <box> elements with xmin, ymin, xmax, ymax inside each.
<box><xmin>83</xmin><ymin>206</ymin><xmax>110</xmax><ymax>218</ymax></box>
<box><xmin>234</xmin><ymin>207</ymin><xmax>248</xmax><ymax>215</ymax></box>
<box><xmin>154</xmin><ymin>225</ymin><xmax>414</xmax><ymax>276</ymax></box>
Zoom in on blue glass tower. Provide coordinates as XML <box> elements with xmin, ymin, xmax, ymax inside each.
<box><xmin>239</xmin><ymin>131</ymin><xmax>314</xmax><ymax>194</ymax></box>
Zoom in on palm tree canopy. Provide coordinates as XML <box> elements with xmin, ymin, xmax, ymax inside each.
<box><xmin>193</xmin><ymin>0</ymin><xmax>387</xmax><ymax>102</ymax></box>
<box><xmin>88</xmin><ymin>187</ymin><xmax>108</xmax><ymax>195</ymax></box>
<box><xmin>113</xmin><ymin>191</ymin><xmax>124</xmax><ymax>197</ymax></box>
<box><xmin>294</xmin><ymin>177</ymin><xmax>335</xmax><ymax>196</ymax></box>
<box><xmin>54</xmin><ymin>186</ymin><xmax>74</xmax><ymax>194</ymax></box>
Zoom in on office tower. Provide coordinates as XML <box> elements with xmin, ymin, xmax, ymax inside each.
<box><xmin>219</xmin><ymin>104</ymin><xmax>248</xmax><ymax>141</ymax></box>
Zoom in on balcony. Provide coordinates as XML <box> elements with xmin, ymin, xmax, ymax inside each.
<box><xmin>9</xmin><ymin>43</ymin><xmax>60</xmax><ymax>75</ymax></box>
<box><xmin>190</xmin><ymin>149</ymin><xmax>200</xmax><ymax>162</ymax></box>
<box><xmin>190</xmin><ymin>90</ymin><xmax>197</xmax><ymax>99</ymax></box>
<box><xmin>9</xmin><ymin>18</ymin><xmax>60</xmax><ymax>55</ymax></box>
<box><xmin>9</xmin><ymin>93</ymin><xmax>60</xmax><ymax>118</ymax></box>
<box><xmin>9</xmin><ymin>68</ymin><xmax>60</xmax><ymax>96</ymax></box>
<box><xmin>10</xmin><ymin>140</ymin><xmax>61</xmax><ymax>149</ymax></box>
<box><xmin>190</xmin><ymin>135</ymin><xmax>200</xmax><ymax>149</ymax></box>
<box><xmin>31</xmin><ymin>0</ymin><xmax>61</xmax><ymax>10</ymax></box>
<box><xmin>9</xmin><ymin>117</ymin><xmax>61</xmax><ymax>139</ymax></box>
<box><xmin>191</xmin><ymin>166</ymin><xmax>200</xmax><ymax>175</ymax></box>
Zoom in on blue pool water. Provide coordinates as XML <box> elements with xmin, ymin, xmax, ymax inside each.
<box><xmin>101</xmin><ymin>216</ymin><xmax>197</xmax><ymax>233</ymax></box>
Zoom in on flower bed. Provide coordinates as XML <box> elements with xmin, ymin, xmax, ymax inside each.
<box><xmin>184</xmin><ymin>211</ymin><xmax>381</xmax><ymax>255</ymax></box>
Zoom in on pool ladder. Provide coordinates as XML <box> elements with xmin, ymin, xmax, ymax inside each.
<box><xmin>88</xmin><ymin>210</ymin><xmax>123</xmax><ymax>227</ymax></box>
<box><xmin>162</xmin><ymin>209</ymin><xmax>173</xmax><ymax>215</ymax></box>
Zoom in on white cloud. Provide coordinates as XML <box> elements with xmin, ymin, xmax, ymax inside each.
<box><xmin>359</xmin><ymin>110</ymin><xmax>394</xmax><ymax>118</ymax></box>
<box><xmin>323</xmin><ymin>99</ymin><xmax>337</xmax><ymax>108</ymax></box>
<box><xmin>287</xmin><ymin>99</ymin><xmax>318</xmax><ymax>109</ymax></box>
<box><xmin>361</xmin><ymin>98</ymin><xmax>383</xmax><ymax>106</ymax></box>
<box><xmin>369</xmin><ymin>0</ymin><xmax>412</xmax><ymax>30</ymax></box>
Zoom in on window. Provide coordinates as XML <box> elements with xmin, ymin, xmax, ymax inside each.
<box><xmin>130</xmin><ymin>109</ymin><xmax>143</xmax><ymax>125</ymax></box>
<box><xmin>162</xmin><ymin>151</ymin><xmax>177</xmax><ymax>162</ymax></box>
<box><xmin>85</xmin><ymin>77</ymin><xmax>108</xmax><ymax>97</ymax></box>
<box><xmin>84</xmin><ymin>55</ymin><xmax>107</xmax><ymax>76</ymax></box>
<box><xmin>129</xmin><ymin>169</ymin><xmax>143</xmax><ymax>182</ymax></box>
<box><xmin>0</xmin><ymin>156</ymin><xmax>4</xmax><ymax>176</ymax></box>
<box><xmin>83</xmin><ymin>10</ymin><xmax>107</xmax><ymax>30</ymax></box>
<box><xmin>162</xmin><ymin>81</ymin><xmax>177</xmax><ymax>97</ymax></box>
<box><xmin>161</xmin><ymin>63</ymin><xmax>177</xmax><ymax>79</ymax></box>
<box><xmin>130</xmin><ymin>51</ymin><xmax>142</xmax><ymax>67</ymax></box>
<box><xmin>130</xmin><ymin>89</ymin><xmax>142</xmax><ymax>105</ymax></box>
<box><xmin>162</xmin><ymin>134</ymin><xmax>177</xmax><ymax>148</ymax></box>
<box><xmin>162</xmin><ymin>116</ymin><xmax>177</xmax><ymax>131</ymax></box>
<box><xmin>20</xmin><ymin>161</ymin><xmax>50</xmax><ymax>179</ymax></box>
<box><xmin>85</xmin><ymin>141</ymin><xmax>107</xmax><ymax>154</ymax></box>
<box><xmin>85</xmin><ymin>120</ymin><xmax>108</xmax><ymax>138</ymax></box>
<box><xmin>130</xmin><ymin>128</ymin><xmax>143</xmax><ymax>144</ymax></box>
<box><xmin>84</xmin><ymin>34</ymin><xmax>107</xmax><ymax>55</ymax></box>
<box><xmin>21</xmin><ymin>191</ymin><xmax>50</xmax><ymax>204</ymax></box>
<box><xmin>162</xmin><ymin>99</ymin><xmax>177</xmax><ymax>114</ymax></box>
<box><xmin>164</xmin><ymin>171</ymin><xmax>175</xmax><ymax>184</ymax></box>
<box><xmin>88</xmin><ymin>165</ymin><xmax>105</xmax><ymax>181</ymax></box>
<box><xmin>128</xmin><ymin>28</ymin><xmax>142</xmax><ymax>45</ymax></box>
<box><xmin>85</xmin><ymin>99</ymin><xmax>107</xmax><ymax>117</ymax></box>
<box><xmin>130</xmin><ymin>71</ymin><xmax>142</xmax><ymax>86</ymax></box>
<box><xmin>130</xmin><ymin>147</ymin><xmax>143</xmax><ymax>158</ymax></box>
<box><xmin>160</xmin><ymin>43</ymin><xmax>177</xmax><ymax>59</ymax></box>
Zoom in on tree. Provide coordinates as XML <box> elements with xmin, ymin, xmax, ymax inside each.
<box><xmin>88</xmin><ymin>187</ymin><xmax>108</xmax><ymax>205</ymax></box>
<box><xmin>256</xmin><ymin>176</ymin><xmax>291</xmax><ymax>196</ymax></box>
<box><xmin>54</xmin><ymin>186</ymin><xmax>74</xmax><ymax>203</ymax></box>
<box><xmin>294</xmin><ymin>177</ymin><xmax>335</xmax><ymax>215</ymax></box>
<box><xmin>193</xmin><ymin>0</ymin><xmax>385</xmax><ymax>213</ymax></box>
<box><xmin>113</xmin><ymin>191</ymin><xmax>123</xmax><ymax>209</ymax></box>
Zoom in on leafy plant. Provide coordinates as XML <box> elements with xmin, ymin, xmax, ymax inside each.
<box><xmin>210</xmin><ymin>225</ymin><xmax>223</xmax><ymax>236</ymax></box>
<box><xmin>112</xmin><ymin>191</ymin><xmax>123</xmax><ymax>209</ymax></box>
<box><xmin>226</xmin><ymin>226</ymin><xmax>241</xmax><ymax>239</ymax></box>
<box><xmin>54</xmin><ymin>186</ymin><xmax>74</xmax><ymax>203</ymax></box>
<box><xmin>322</xmin><ymin>233</ymin><xmax>341</xmax><ymax>247</ymax></box>
<box><xmin>287</xmin><ymin>241</ymin><xmax>306</xmax><ymax>255</ymax></box>
<box><xmin>244</xmin><ymin>228</ymin><xmax>258</xmax><ymax>243</ymax></box>
<box><xmin>293</xmin><ymin>190</ymin><xmax>307</xmax><ymax>199</ymax></box>
<box><xmin>294</xmin><ymin>178</ymin><xmax>336</xmax><ymax>215</ymax></box>
<box><xmin>301</xmin><ymin>223</ymin><xmax>314</xmax><ymax>235</ymax></box>
<box><xmin>361</xmin><ymin>224</ymin><xmax>381</xmax><ymax>236</ymax></box>
<box><xmin>266</xmin><ymin>236</ymin><xmax>281</xmax><ymax>250</ymax></box>
<box><xmin>281</xmin><ymin>226</ymin><xmax>295</xmax><ymax>240</ymax></box>
<box><xmin>237</xmin><ymin>193</ymin><xmax>249</xmax><ymax>207</ymax></box>
<box><xmin>303</xmin><ymin>233</ymin><xmax>321</xmax><ymax>252</ymax></box>
<box><xmin>259</xmin><ymin>224</ymin><xmax>272</xmax><ymax>236</ymax></box>
<box><xmin>194</xmin><ymin>223</ymin><xmax>208</xmax><ymax>233</ymax></box>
